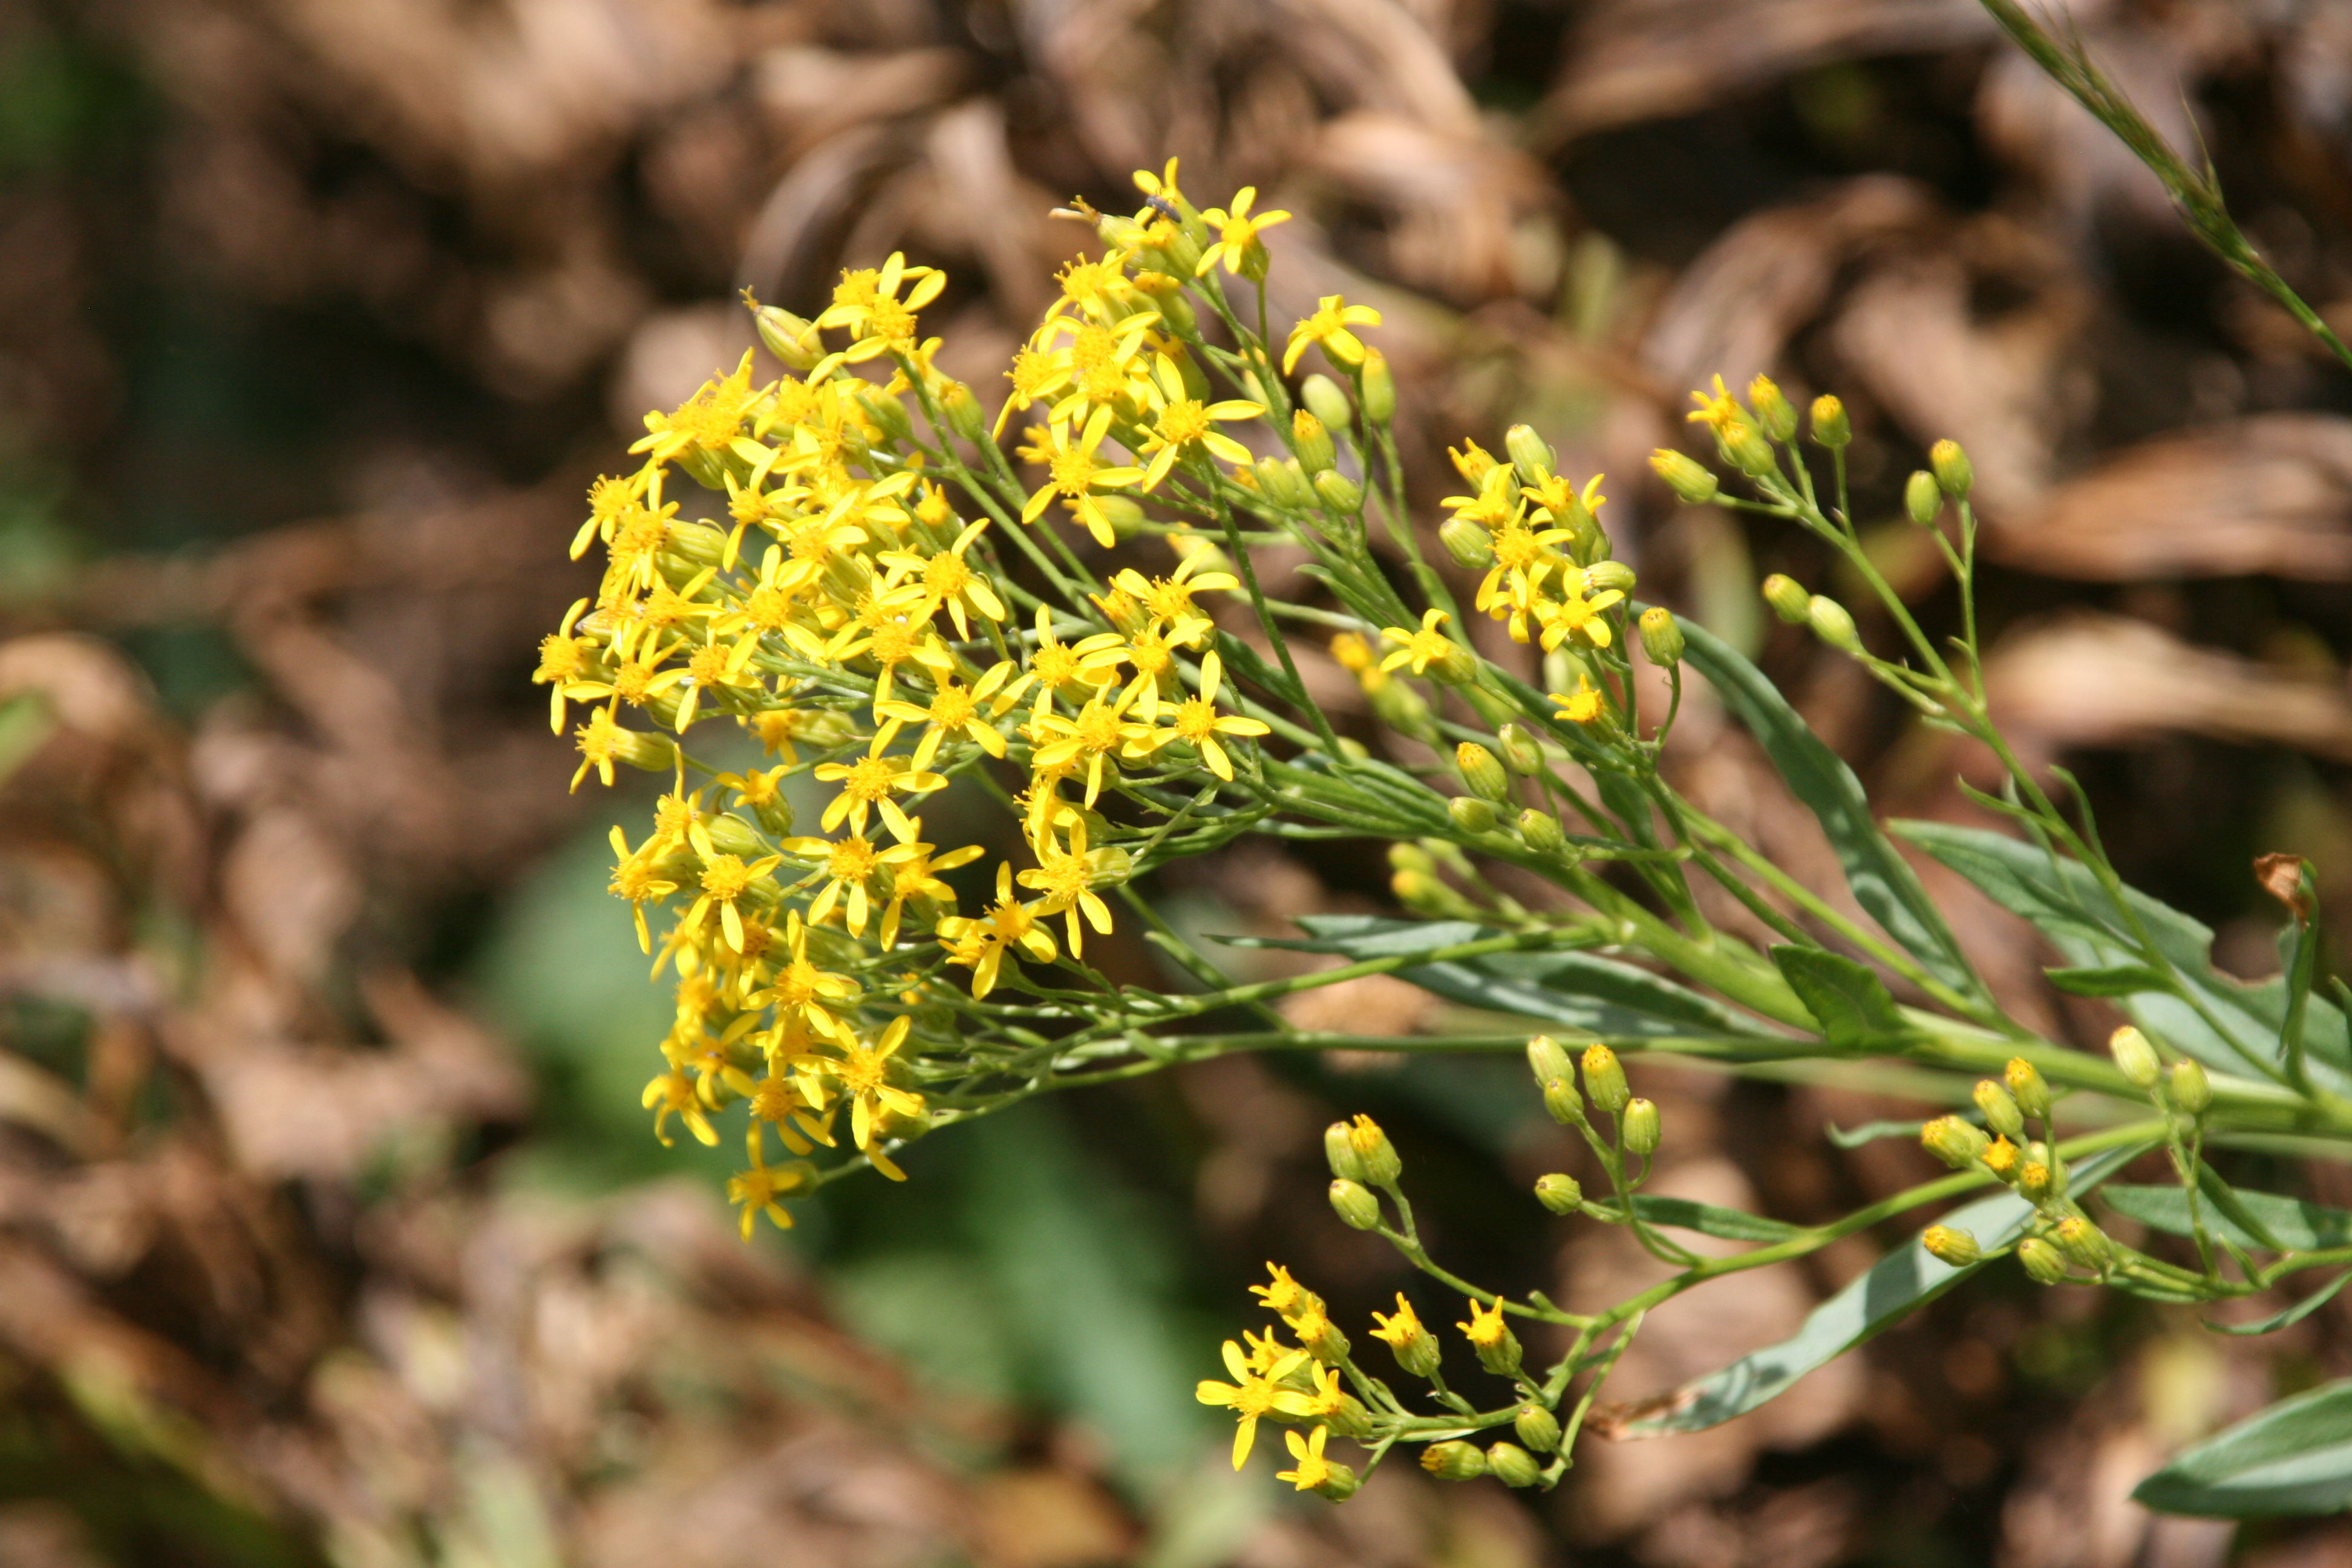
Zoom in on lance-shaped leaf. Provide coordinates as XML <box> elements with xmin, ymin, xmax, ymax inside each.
<box><xmin>2134</xmin><ymin>1379</ymin><xmax>2352</xmax><ymax>1517</ymax></box>
<box><xmin>2207</xmin><ymin>1272</ymin><xmax>2352</xmax><ymax>1338</ymax></box>
<box><xmin>2102</xmin><ymin>1183</ymin><xmax>2352</xmax><ymax>1252</ymax></box>
<box><xmin>1615</xmin><ymin>1195</ymin><xmax>1805</xmax><ymax>1244</ymax></box>
<box><xmin>1601</xmin><ymin>1143</ymin><xmax>2146</xmax><ymax>1438</ymax></box>
<box><xmin>1239</xmin><ymin>915</ymin><xmax>1784</xmax><ymax>1043</ymax></box>
<box><xmin>1771</xmin><ymin>947</ymin><xmax>1912</xmax><ymax>1050</ymax></box>
<box><xmin>1677</xmin><ymin>619</ymin><xmax>1984</xmax><ymax>1001</ymax></box>
<box><xmin>1893</xmin><ymin>821</ymin><xmax>2352</xmax><ymax>1093</ymax></box>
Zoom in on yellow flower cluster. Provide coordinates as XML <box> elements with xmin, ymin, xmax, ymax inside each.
<box><xmin>1196</xmin><ymin>1264</ymin><xmax>1365</xmax><ymax>1497</ymax></box>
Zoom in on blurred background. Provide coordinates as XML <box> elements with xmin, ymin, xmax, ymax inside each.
<box><xmin>7</xmin><ymin>0</ymin><xmax>2352</xmax><ymax>1564</ymax></box>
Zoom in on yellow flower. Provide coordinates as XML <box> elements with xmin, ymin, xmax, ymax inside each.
<box><xmin>607</xmin><ymin>826</ymin><xmax>680</xmax><ymax>954</ymax></box>
<box><xmin>878</xmin><ymin>517</ymin><xmax>1008</xmax><ymax>638</ymax></box>
<box><xmin>996</xmin><ymin>604</ymin><xmax>1116</xmax><ymax>717</ymax></box>
<box><xmin>869</xmin><ymin>821</ymin><xmax>982</xmax><ymax>949</ymax></box>
<box><xmin>1377</xmin><ymin>608</ymin><xmax>1463</xmax><ymax>677</ymax></box>
<box><xmin>757</xmin><ymin>911</ymin><xmax>862</xmax><ymax>1027</ymax></box>
<box><xmin>815</xmin><ymin>252</ymin><xmax>946</xmax><ymax>362</ymax></box>
<box><xmin>1134</xmin><ymin>356</ymin><xmax>1261</xmax><ymax>489</ymax></box>
<box><xmin>821</xmin><ymin>1014</ymin><xmax>925</xmax><ymax>1177</ymax></box>
<box><xmin>1686</xmin><ymin>373</ymin><xmax>1745</xmax><ymax>436</ymax></box>
<box><xmin>1113</xmin><ymin>549</ymin><xmax>1239</xmax><ymax>626</ymax></box>
<box><xmin>727</xmin><ymin>1154</ymin><xmax>806</xmax><ymax>1238</ymax></box>
<box><xmin>1536</xmin><ymin>584</ymin><xmax>1625</xmax><ymax>651</ymax></box>
<box><xmin>1369</xmin><ymin>1293</ymin><xmax>1425</xmax><ymax>1351</ymax></box>
<box><xmin>1196</xmin><ymin>1337</ymin><xmax>1310</xmax><ymax>1469</ymax></box>
<box><xmin>632</xmin><ymin>348</ymin><xmax>765</xmax><ymax>467</ymax></box>
<box><xmin>935</xmin><ymin>862</ymin><xmax>1057</xmax><ymax>998</ymax></box>
<box><xmin>1252</xmin><ymin>1262</ymin><xmax>1314</xmax><ymax>1318</ymax></box>
<box><xmin>1017</xmin><ymin>818</ymin><xmax>1118</xmax><ymax>960</ymax></box>
<box><xmin>1550</xmin><ymin>676</ymin><xmax>1605</xmax><ymax>727</ymax></box>
<box><xmin>534</xmin><ymin>598</ymin><xmax>593</xmax><ymax>733</ymax></box>
<box><xmin>641</xmin><ymin>1068</ymin><xmax>717</xmax><ymax>1148</ymax></box>
<box><xmin>812</xmin><ymin>737</ymin><xmax>949</xmax><ymax>839</ymax></box>
<box><xmin>1282</xmin><ymin>293</ymin><xmax>1381</xmax><ymax>375</ymax></box>
<box><xmin>1019</xmin><ymin>405</ymin><xmax>1145</xmax><ymax>546</ymax></box>
<box><xmin>1457</xmin><ymin>1295</ymin><xmax>1511</xmax><ymax>1350</ymax></box>
<box><xmin>1028</xmin><ymin>687</ymin><xmax>1146</xmax><ymax>808</ymax></box>
<box><xmin>1194</xmin><ymin>186</ymin><xmax>1291</xmax><ymax>278</ymax></box>
<box><xmin>684</xmin><ymin>848</ymin><xmax>782</xmax><ymax>954</ymax></box>
<box><xmin>874</xmin><ymin>664</ymin><xmax>1013</xmax><ymax>769</ymax></box>
<box><xmin>1475</xmin><ymin>520</ymin><xmax>1574</xmax><ymax>642</ymax></box>
<box><xmin>1128</xmin><ymin>652</ymin><xmax>1268</xmax><ymax>781</ymax></box>
<box><xmin>1276</xmin><ymin>1425</ymin><xmax>1338</xmax><ymax>1494</ymax></box>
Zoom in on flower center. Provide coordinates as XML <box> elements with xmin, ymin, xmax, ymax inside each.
<box><xmin>701</xmin><ymin>855</ymin><xmax>751</xmax><ymax>900</ymax></box>
<box><xmin>842</xmin><ymin>756</ymin><xmax>897</xmax><ymax>802</ymax></box>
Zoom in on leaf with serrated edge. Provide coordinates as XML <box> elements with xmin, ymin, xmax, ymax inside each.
<box><xmin>2134</xmin><ymin>1379</ymin><xmax>2352</xmax><ymax>1517</ymax></box>
<box><xmin>1604</xmin><ymin>1143</ymin><xmax>2146</xmax><ymax>1438</ymax></box>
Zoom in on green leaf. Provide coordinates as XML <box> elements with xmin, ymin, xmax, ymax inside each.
<box><xmin>1679</xmin><ymin>619</ymin><xmax>1984</xmax><ymax>1001</ymax></box>
<box><xmin>2102</xmin><ymin>1183</ymin><xmax>2352</xmax><ymax>1252</ymax></box>
<box><xmin>2134</xmin><ymin>1379</ymin><xmax>2352</xmax><ymax>1517</ymax></box>
<box><xmin>1618</xmin><ymin>1195</ymin><xmax>1806</xmax><ymax>1244</ymax></box>
<box><xmin>1251</xmin><ymin>915</ymin><xmax>1783</xmax><ymax>1042</ymax></box>
<box><xmin>1770</xmin><ymin>946</ymin><xmax>1911</xmax><ymax>1050</ymax></box>
<box><xmin>1826</xmin><ymin>1118</ymin><xmax>1936</xmax><ymax>1149</ymax></box>
<box><xmin>1606</xmin><ymin>1143</ymin><xmax>2146</xmax><ymax>1438</ymax></box>
<box><xmin>1893</xmin><ymin>820</ymin><xmax>2352</xmax><ymax>1093</ymax></box>
<box><xmin>2207</xmin><ymin>1272</ymin><xmax>2352</xmax><ymax>1338</ymax></box>
<box><xmin>2045</xmin><ymin>963</ymin><xmax>2174</xmax><ymax>997</ymax></box>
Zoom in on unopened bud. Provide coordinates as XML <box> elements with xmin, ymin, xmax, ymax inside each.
<box><xmin>1974</xmin><ymin>1080</ymin><xmax>2024</xmax><ymax>1142</ymax></box>
<box><xmin>705</xmin><ymin>814</ymin><xmax>769</xmax><ymax>860</ymax></box>
<box><xmin>1312</xmin><ymin>468</ymin><xmax>1363</xmax><ymax>514</ymax></box>
<box><xmin>1506</xmin><ymin>423</ymin><xmax>1555</xmax><ymax>486</ymax></box>
<box><xmin>1440</xmin><ymin>514</ymin><xmax>1495</xmax><ymax>569</ymax></box>
<box><xmin>748</xmin><ymin>298</ymin><xmax>821</xmax><ymax>371</ymax></box>
<box><xmin>1302</xmin><ymin>374</ymin><xmax>1353</xmax><ymax>436</ymax></box>
<box><xmin>1807</xmin><ymin>595</ymin><xmax>1860</xmax><ymax>653</ymax></box>
<box><xmin>611</xmin><ymin>726</ymin><xmax>679</xmax><ymax>774</ymax></box>
<box><xmin>2111</xmin><ymin>1026</ymin><xmax>2161</xmax><ymax>1089</ymax></box>
<box><xmin>940</xmin><ymin>380</ymin><xmax>985</xmax><ymax>442</ymax></box>
<box><xmin>1541</xmin><ymin>1076</ymin><xmax>1586</xmax><ymax>1127</ymax></box>
<box><xmin>1583</xmin><ymin>560</ymin><xmax>1637</xmax><ymax>596</ymax></box>
<box><xmin>1347</xmin><ymin>1114</ymin><xmax>1403</xmax><ymax>1186</ymax></box>
<box><xmin>1650</xmin><ymin>448</ymin><xmax>1720</xmax><ymax>505</ymax></box>
<box><xmin>1092</xmin><ymin>494</ymin><xmax>1146</xmax><ymax>539</ymax></box>
<box><xmin>1427</xmin><ymin>638</ymin><xmax>1480</xmax><ymax>687</ymax></box>
<box><xmin>1534</xmin><ymin>1173</ymin><xmax>1583</xmax><ymax>1215</ymax></box>
<box><xmin>1421</xmin><ymin>1442</ymin><xmax>1487</xmax><ymax>1481</ymax></box>
<box><xmin>1514</xmin><ymin>1403</ymin><xmax>1563</xmax><ymax>1453</ymax></box>
<box><xmin>2171</xmin><ymin>1057</ymin><xmax>2211</xmax><ymax>1117</ymax></box>
<box><xmin>1921</xmin><ymin>1115</ymin><xmax>1991</xmax><ymax>1169</ymax></box>
<box><xmin>2005</xmin><ymin>1057</ymin><xmax>2051</xmax><ymax>1121</ymax></box>
<box><xmin>1457</xmin><ymin>742</ymin><xmax>1511</xmax><ymax>802</ymax></box>
<box><xmin>1486</xmin><ymin>1442</ymin><xmax>1544</xmax><ymax>1489</ymax></box>
<box><xmin>1809</xmin><ymin>394</ymin><xmax>1850</xmax><ymax>449</ymax></box>
<box><xmin>1324</xmin><ymin>1121</ymin><xmax>1368</xmax><ymax>1183</ymax></box>
<box><xmin>1390</xmin><ymin>866</ymin><xmax>1453</xmax><ymax>915</ymax></box>
<box><xmin>2054</xmin><ymin>1216</ymin><xmax>2112</xmax><ymax>1272</ymax></box>
<box><xmin>1622</xmin><ymin>1098</ymin><xmax>1660</xmax><ymax>1157</ymax></box>
<box><xmin>1724</xmin><ymin>420</ymin><xmax>1779</xmax><ymax>478</ymax></box>
<box><xmin>2017</xmin><ymin>1160</ymin><xmax>2053</xmax><ymax>1203</ymax></box>
<box><xmin>1329</xmin><ymin>1179</ymin><xmax>1382</xmax><ymax>1230</ymax></box>
<box><xmin>1983</xmin><ymin>1137</ymin><xmax>2021</xmax><ymax>1182</ymax></box>
<box><xmin>1748</xmin><ymin>375</ymin><xmax>1796</xmax><ymax>442</ymax></box>
<box><xmin>1255</xmin><ymin>456</ymin><xmax>1314</xmax><ymax>509</ymax></box>
<box><xmin>1904</xmin><ymin>469</ymin><xmax>1942</xmax><ymax>527</ymax></box>
<box><xmin>1519</xmin><ymin>808</ymin><xmax>1567</xmax><ymax>855</ymax></box>
<box><xmin>1762</xmin><ymin>573</ymin><xmax>1811</xmax><ymax>624</ymax></box>
<box><xmin>2017</xmin><ymin>1235</ymin><xmax>2068</xmax><ymax>1284</ymax></box>
<box><xmin>1583</xmin><ymin>1044</ymin><xmax>1629</xmax><ymax>1115</ymax></box>
<box><xmin>1930</xmin><ymin>439</ymin><xmax>1973</xmax><ymax>498</ymax></box>
<box><xmin>1360</xmin><ymin>349</ymin><xmax>1396</xmax><ymax>423</ymax></box>
<box><xmin>1923</xmin><ymin>1226</ymin><xmax>1981</xmax><ymax>1266</ymax></box>
<box><xmin>1527</xmin><ymin>1035</ymin><xmax>1576</xmax><ymax>1088</ymax></box>
<box><xmin>1638</xmin><ymin>606</ymin><xmax>1685</xmax><ymax>667</ymax></box>
<box><xmin>1293</xmin><ymin>410</ymin><xmax>1336</xmax><ymax>474</ymax></box>
<box><xmin>1448</xmin><ymin>795</ymin><xmax>1497</xmax><ymax>835</ymax></box>
<box><xmin>1496</xmin><ymin>724</ymin><xmax>1544</xmax><ymax>776</ymax></box>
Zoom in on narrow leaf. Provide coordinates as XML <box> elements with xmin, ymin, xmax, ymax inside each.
<box><xmin>1616</xmin><ymin>1195</ymin><xmax>1806</xmax><ymax>1244</ymax></box>
<box><xmin>2134</xmin><ymin>1379</ymin><xmax>2352</xmax><ymax>1517</ymax></box>
<box><xmin>2207</xmin><ymin>1272</ymin><xmax>2352</xmax><ymax>1338</ymax></box>
<box><xmin>1679</xmin><ymin>620</ymin><xmax>1984</xmax><ymax>1000</ymax></box>
<box><xmin>1826</xmin><ymin>1119</ymin><xmax>1938</xmax><ymax>1149</ymax></box>
<box><xmin>1771</xmin><ymin>946</ymin><xmax>1911</xmax><ymax>1050</ymax></box>
<box><xmin>2102</xmin><ymin>1183</ymin><xmax>2352</xmax><ymax>1252</ymax></box>
<box><xmin>1604</xmin><ymin>1143</ymin><xmax>2145</xmax><ymax>1437</ymax></box>
<box><xmin>2045</xmin><ymin>963</ymin><xmax>2173</xmax><ymax>997</ymax></box>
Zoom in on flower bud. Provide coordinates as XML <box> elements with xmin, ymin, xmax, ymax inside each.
<box><xmin>1519</xmin><ymin>808</ymin><xmax>1569</xmax><ymax>856</ymax></box>
<box><xmin>855</xmin><ymin>389</ymin><xmax>913</xmax><ymax>445</ymax></box>
<box><xmin>1421</xmin><ymin>1442</ymin><xmax>1487</xmax><ymax>1481</ymax></box>
<box><xmin>1809</xmin><ymin>394</ymin><xmax>1850</xmax><ymax>449</ymax></box>
<box><xmin>1920</xmin><ymin>1115</ymin><xmax>1990</xmax><ymax>1169</ymax></box>
<box><xmin>1904</xmin><ymin>469</ymin><xmax>1942</xmax><ymax>528</ymax></box>
<box><xmin>1724</xmin><ymin>420</ymin><xmax>1779</xmax><ymax>479</ymax></box>
<box><xmin>1582</xmin><ymin>1044</ymin><xmax>1629</xmax><ymax>1115</ymax></box>
<box><xmin>1762</xmin><ymin>573</ymin><xmax>1811</xmax><ymax>624</ymax></box>
<box><xmin>1638</xmin><ymin>606</ymin><xmax>1685</xmax><ymax>667</ymax></box>
<box><xmin>2111</xmin><ymin>1025</ymin><xmax>2161</xmax><ymax>1089</ymax></box>
<box><xmin>1448</xmin><ymin>795</ymin><xmax>1497</xmax><ymax>835</ymax></box>
<box><xmin>1506</xmin><ymin>423</ymin><xmax>1555</xmax><ymax>486</ymax></box>
<box><xmin>1496</xmin><ymin>724</ymin><xmax>1544</xmax><ymax>776</ymax></box>
<box><xmin>748</xmin><ymin>299</ymin><xmax>822</xmax><ymax>371</ymax></box>
<box><xmin>1527</xmin><ymin>1035</ymin><xmax>1576</xmax><ymax>1088</ymax></box>
<box><xmin>1390</xmin><ymin>867</ymin><xmax>1455</xmax><ymax>916</ymax></box>
<box><xmin>940</xmin><ymin>379</ymin><xmax>986</xmax><ymax>442</ymax></box>
<box><xmin>1486</xmin><ymin>1442</ymin><xmax>1544</xmax><ymax>1489</ymax></box>
<box><xmin>1583</xmin><ymin>560</ymin><xmax>1637</xmax><ymax>596</ymax></box>
<box><xmin>1541</xmin><ymin>1076</ymin><xmax>1587</xmax><ymax>1128</ymax></box>
<box><xmin>1426</xmin><ymin>638</ymin><xmax>1480</xmax><ymax>687</ymax></box>
<box><xmin>1982</xmin><ymin>1137</ymin><xmax>2020</xmax><ymax>1183</ymax></box>
<box><xmin>748</xmin><ymin>791</ymin><xmax>795</xmax><ymax>837</ymax></box>
<box><xmin>1440</xmin><ymin>514</ymin><xmax>1495</xmax><ymax>569</ymax></box>
<box><xmin>1930</xmin><ymin>439</ymin><xmax>1973</xmax><ymax>498</ymax></box>
<box><xmin>1254</xmin><ymin>456</ymin><xmax>1314</xmax><ymax>509</ymax></box>
<box><xmin>1324</xmin><ymin>1121</ymin><xmax>1368</xmax><ymax>1183</ymax></box>
<box><xmin>706</xmin><ymin>813</ymin><xmax>770</xmax><ymax>860</ymax></box>
<box><xmin>1092</xmin><ymin>494</ymin><xmax>1147</xmax><ymax>538</ymax></box>
<box><xmin>1313</xmin><ymin>469</ymin><xmax>1364</xmax><ymax>514</ymax></box>
<box><xmin>1359</xmin><ymin>348</ymin><xmax>1396</xmax><ymax>423</ymax></box>
<box><xmin>1302</xmin><ymin>374</ymin><xmax>1353</xmax><ymax>436</ymax></box>
<box><xmin>1622</xmin><ymin>1097</ymin><xmax>1661</xmax><ymax>1157</ymax></box>
<box><xmin>1329</xmin><ymin>1179</ymin><xmax>1382</xmax><ymax>1230</ymax></box>
<box><xmin>2005</xmin><ymin>1057</ymin><xmax>2051</xmax><ymax>1121</ymax></box>
<box><xmin>1347</xmin><ymin>1114</ymin><xmax>1402</xmax><ymax>1187</ymax></box>
<box><xmin>612</xmin><ymin>726</ymin><xmax>679</xmax><ymax>774</ymax></box>
<box><xmin>2017</xmin><ymin>1235</ymin><xmax>2068</xmax><ymax>1284</ymax></box>
<box><xmin>2054</xmin><ymin>1216</ymin><xmax>2112</xmax><ymax>1272</ymax></box>
<box><xmin>2017</xmin><ymin>1160</ymin><xmax>2052</xmax><ymax>1203</ymax></box>
<box><xmin>1514</xmin><ymin>1403</ymin><xmax>1563</xmax><ymax>1453</ymax></box>
<box><xmin>1806</xmin><ymin>595</ymin><xmax>1861</xmax><ymax>653</ymax></box>
<box><xmin>1748</xmin><ymin>375</ymin><xmax>1797</xmax><ymax>442</ymax></box>
<box><xmin>1457</xmin><ymin>742</ymin><xmax>1511</xmax><ymax>802</ymax></box>
<box><xmin>1534</xmin><ymin>1173</ymin><xmax>1583</xmax><ymax>1215</ymax></box>
<box><xmin>1293</xmin><ymin>410</ymin><xmax>1336</xmax><ymax>475</ymax></box>
<box><xmin>1650</xmin><ymin>448</ymin><xmax>1720</xmax><ymax>505</ymax></box>
<box><xmin>1923</xmin><ymin>1226</ymin><xmax>1981</xmax><ymax>1266</ymax></box>
<box><xmin>2171</xmin><ymin>1057</ymin><xmax>2212</xmax><ymax>1117</ymax></box>
<box><xmin>1973</xmin><ymin>1080</ymin><xmax>2025</xmax><ymax>1142</ymax></box>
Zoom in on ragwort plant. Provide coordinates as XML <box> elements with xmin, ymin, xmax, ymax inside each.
<box><xmin>540</xmin><ymin>149</ymin><xmax>2352</xmax><ymax>1517</ymax></box>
